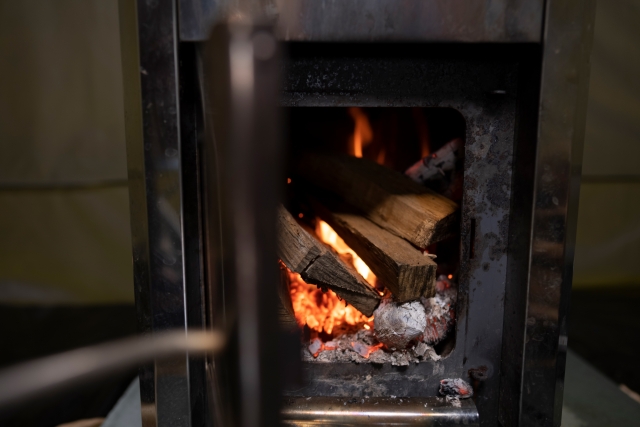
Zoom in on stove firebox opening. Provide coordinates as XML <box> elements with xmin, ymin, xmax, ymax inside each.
<box><xmin>277</xmin><ymin>107</ymin><xmax>465</xmax><ymax>366</ymax></box>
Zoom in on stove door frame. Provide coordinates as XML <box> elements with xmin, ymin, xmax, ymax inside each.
<box><xmin>279</xmin><ymin>42</ymin><xmax>520</xmax><ymax>423</ymax></box>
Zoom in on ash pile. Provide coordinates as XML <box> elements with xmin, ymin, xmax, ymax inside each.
<box><xmin>302</xmin><ymin>276</ymin><xmax>456</xmax><ymax>366</ymax></box>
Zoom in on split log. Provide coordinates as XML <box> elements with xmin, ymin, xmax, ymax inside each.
<box><xmin>309</xmin><ymin>197</ymin><xmax>437</xmax><ymax>301</ymax></box>
<box><xmin>278</xmin><ymin>266</ymin><xmax>299</xmax><ymax>331</ymax></box>
<box><xmin>278</xmin><ymin>302</ymin><xmax>299</xmax><ymax>332</ymax></box>
<box><xmin>276</xmin><ymin>205</ymin><xmax>381</xmax><ymax>316</ymax></box>
<box><xmin>295</xmin><ymin>153</ymin><xmax>459</xmax><ymax>248</ymax></box>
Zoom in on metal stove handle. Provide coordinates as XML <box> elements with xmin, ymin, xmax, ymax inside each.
<box><xmin>202</xmin><ymin>18</ymin><xmax>285</xmax><ymax>427</ymax></box>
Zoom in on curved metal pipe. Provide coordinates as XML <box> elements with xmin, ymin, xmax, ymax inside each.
<box><xmin>0</xmin><ymin>330</ymin><xmax>225</xmax><ymax>411</ymax></box>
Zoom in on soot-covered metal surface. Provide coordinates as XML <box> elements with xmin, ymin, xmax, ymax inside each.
<box><xmin>280</xmin><ymin>44</ymin><xmax>518</xmax><ymax>423</ymax></box>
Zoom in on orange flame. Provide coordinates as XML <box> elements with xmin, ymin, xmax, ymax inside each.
<box><xmin>348</xmin><ymin>107</ymin><xmax>373</xmax><ymax>158</ymax></box>
<box><xmin>288</xmin><ymin>271</ymin><xmax>372</xmax><ymax>334</ymax></box>
<box><xmin>412</xmin><ymin>107</ymin><xmax>431</xmax><ymax>158</ymax></box>
<box><xmin>316</xmin><ymin>220</ymin><xmax>376</xmax><ymax>286</ymax></box>
<box><xmin>376</xmin><ymin>147</ymin><xmax>386</xmax><ymax>165</ymax></box>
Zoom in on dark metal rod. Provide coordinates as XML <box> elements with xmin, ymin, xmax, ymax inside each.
<box><xmin>0</xmin><ymin>330</ymin><xmax>225</xmax><ymax>412</ymax></box>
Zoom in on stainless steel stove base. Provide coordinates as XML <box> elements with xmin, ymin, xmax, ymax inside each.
<box><xmin>281</xmin><ymin>396</ymin><xmax>479</xmax><ymax>426</ymax></box>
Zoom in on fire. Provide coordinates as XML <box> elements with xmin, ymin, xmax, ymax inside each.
<box><xmin>417</xmin><ymin>115</ymin><xmax>431</xmax><ymax>158</ymax></box>
<box><xmin>288</xmin><ymin>270</ymin><xmax>372</xmax><ymax>334</ymax></box>
<box><xmin>376</xmin><ymin>147</ymin><xmax>386</xmax><ymax>165</ymax></box>
<box><xmin>348</xmin><ymin>107</ymin><xmax>373</xmax><ymax>158</ymax></box>
<box><xmin>285</xmin><ymin>219</ymin><xmax>377</xmax><ymax>335</ymax></box>
<box><xmin>316</xmin><ymin>220</ymin><xmax>376</xmax><ymax>286</ymax></box>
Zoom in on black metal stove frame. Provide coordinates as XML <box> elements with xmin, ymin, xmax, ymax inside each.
<box><xmin>281</xmin><ymin>43</ymin><xmax>520</xmax><ymax>414</ymax></box>
<box><xmin>119</xmin><ymin>1</ymin><xmax>596</xmax><ymax>426</ymax></box>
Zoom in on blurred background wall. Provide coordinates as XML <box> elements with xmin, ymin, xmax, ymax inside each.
<box><xmin>1</xmin><ymin>1</ymin><xmax>639</xmax><ymax>306</ymax></box>
<box><xmin>0</xmin><ymin>0</ymin><xmax>133</xmax><ymax>304</ymax></box>
<box><xmin>573</xmin><ymin>0</ymin><xmax>640</xmax><ymax>288</ymax></box>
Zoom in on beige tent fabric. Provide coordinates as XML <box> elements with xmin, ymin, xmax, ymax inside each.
<box><xmin>0</xmin><ymin>189</ymin><xmax>133</xmax><ymax>303</ymax></box>
<box><xmin>0</xmin><ymin>0</ymin><xmax>133</xmax><ymax>303</ymax></box>
<box><xmin>0</xmin><ymin>0</ymin><xmax>127</xmax><ymax>184</ymax></box>
<box><xmin>573</xmin><ymin>1</ymin><xmax>640</xmax><ymax>287</ymax></box>
<box><xmin>581</xmin><ymin>0</ymin><xmax>640</xmax><ymax>176</ymax></box>
<box><xmin>574</xmin><ymin>183</ymin><xmax>640</xmax><ymax>286</ymax></box>
<box><xmin>0</xmin><ymin>0</ymin><xmax>637</xmax><ymax>304</ymax></box>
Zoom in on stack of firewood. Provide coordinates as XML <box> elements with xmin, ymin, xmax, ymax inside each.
<box><xmin>277</xmin><ymin>153</ymin><xmax>459</xmax><ymax>345</ymax></box>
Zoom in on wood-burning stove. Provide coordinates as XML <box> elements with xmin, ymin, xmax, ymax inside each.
<box><xmin>119</xmin><ymin>1</ymin><xmax>596</xmax><ymax>426</ymax></box>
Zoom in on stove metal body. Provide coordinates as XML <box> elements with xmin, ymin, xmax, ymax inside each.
<box><xmin>119</xmin><ymin>1</ymin><xmax>596</xmax><ymax>426</ymax></box>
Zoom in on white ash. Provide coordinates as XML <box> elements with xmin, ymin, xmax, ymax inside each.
<box><xmin>446</xmin><ymin>396</ymin><xmax>461</xmax><ymax>407</ymax></box>
<box><xmin>405</xmin><ymin>138</ymin><xmax>464</xmax><ymax>198</ymax></box>
<box><xmin>413</xmin><ymin>341</ymin><xmax>441</xmax><ymax>361</ymax></box>
<box><xmin>373</xmin><ymin>299</ymin><xmax>427</xmax><ymax>349</ymax></box>
<box><xmin>308</xmin><ymin>338</ymin><xmax>323</xmax><ymax>357</ymax></box>
<box><xmin>422</xmin><ymin>276</ymin><xmax>457</xmax><ymax>345</ymax></box>
<box><xmin>390</xmin><ymin>351</ymin><xmax>411</xmax><ymax>366</ymax></box>
<box><xmin>301</xmin><ymin>276</ymin><xmax>457</xmax><ymax>365</ymax></box>
<box><xmin>302</xmin><ymin>329</ymin><xmax>440</xmax><ymax>366</ymax></box>
<box><xmin>439</xmin><ymin>378</ymin><xmax>473</xmax><ymax>399</ymax></box>
<box><xmin>405</xmin><ymin>138</ymin><xmax>463</xmax><ymax>184</ymax></box>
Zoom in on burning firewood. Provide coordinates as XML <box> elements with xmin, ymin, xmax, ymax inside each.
<box><xmin>278</xmin><ymin>266</ymin><xmax>300</xmax><ymax>331</ymax></box>
<box><xmin>309</xmin><ymin>197</ymin><xmax>437</xmax><ymax>301</ymax></box>
<box><xmin>373</xmin><ymin>299</ymin><xmax>427</xmax><ymax>350</ymax></box>
<box><xmin>277</xmin><ymin>205</ymin><xmax>381</xmax><ymax>316</ymax></box>
<box><xmin>295</xmin><ymin>153</ymin><xmax>459</xmax><ymax>248</ymax></box>
<box><xmin>278</xmin><ymin>302</ymin><xmax>299</xmax><ymax>332</ymax></box>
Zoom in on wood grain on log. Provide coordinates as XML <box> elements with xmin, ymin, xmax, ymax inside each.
<box><xmin>277</xmin><ymin>205</ymin><xmax>380</xmax><ymax>316</ymax></box>
<box><xmin>278</xmin><ymin>302</ymin><xmax>300</xmax><ymax>332</ymax></box>
<box><xmin>295</xmin><ymin>153</ymin><xmax>459</xmax><ymax>248</ymax></box>
<box><xmin>310</xmin><ymin>198</ymin><xmax>437</xmax><ymax>301</ymax></box>
<box><xmin>278</xmin><ymin>266</ymin><xmax>299</xmax><ymax>330</ymax></box>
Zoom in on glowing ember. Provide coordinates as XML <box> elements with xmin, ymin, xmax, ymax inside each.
<box><xmin>288</xmin><ymin>270</ymin><xmax>372</xmax><ymax>335</ymax></box>
<box><xmin>308</xmin><ymin>338</ymin><xmax>323</xmax><ymax>357</ymax></box>
<box><xmin>350</xmin><ymin>341</ymin><xmax>384</xmax><ymax>359</ymax></box>
<box><xmin>348</xmin><ymin>107</ymin><xmax>373</xmax><ymax>158</ymax></box>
